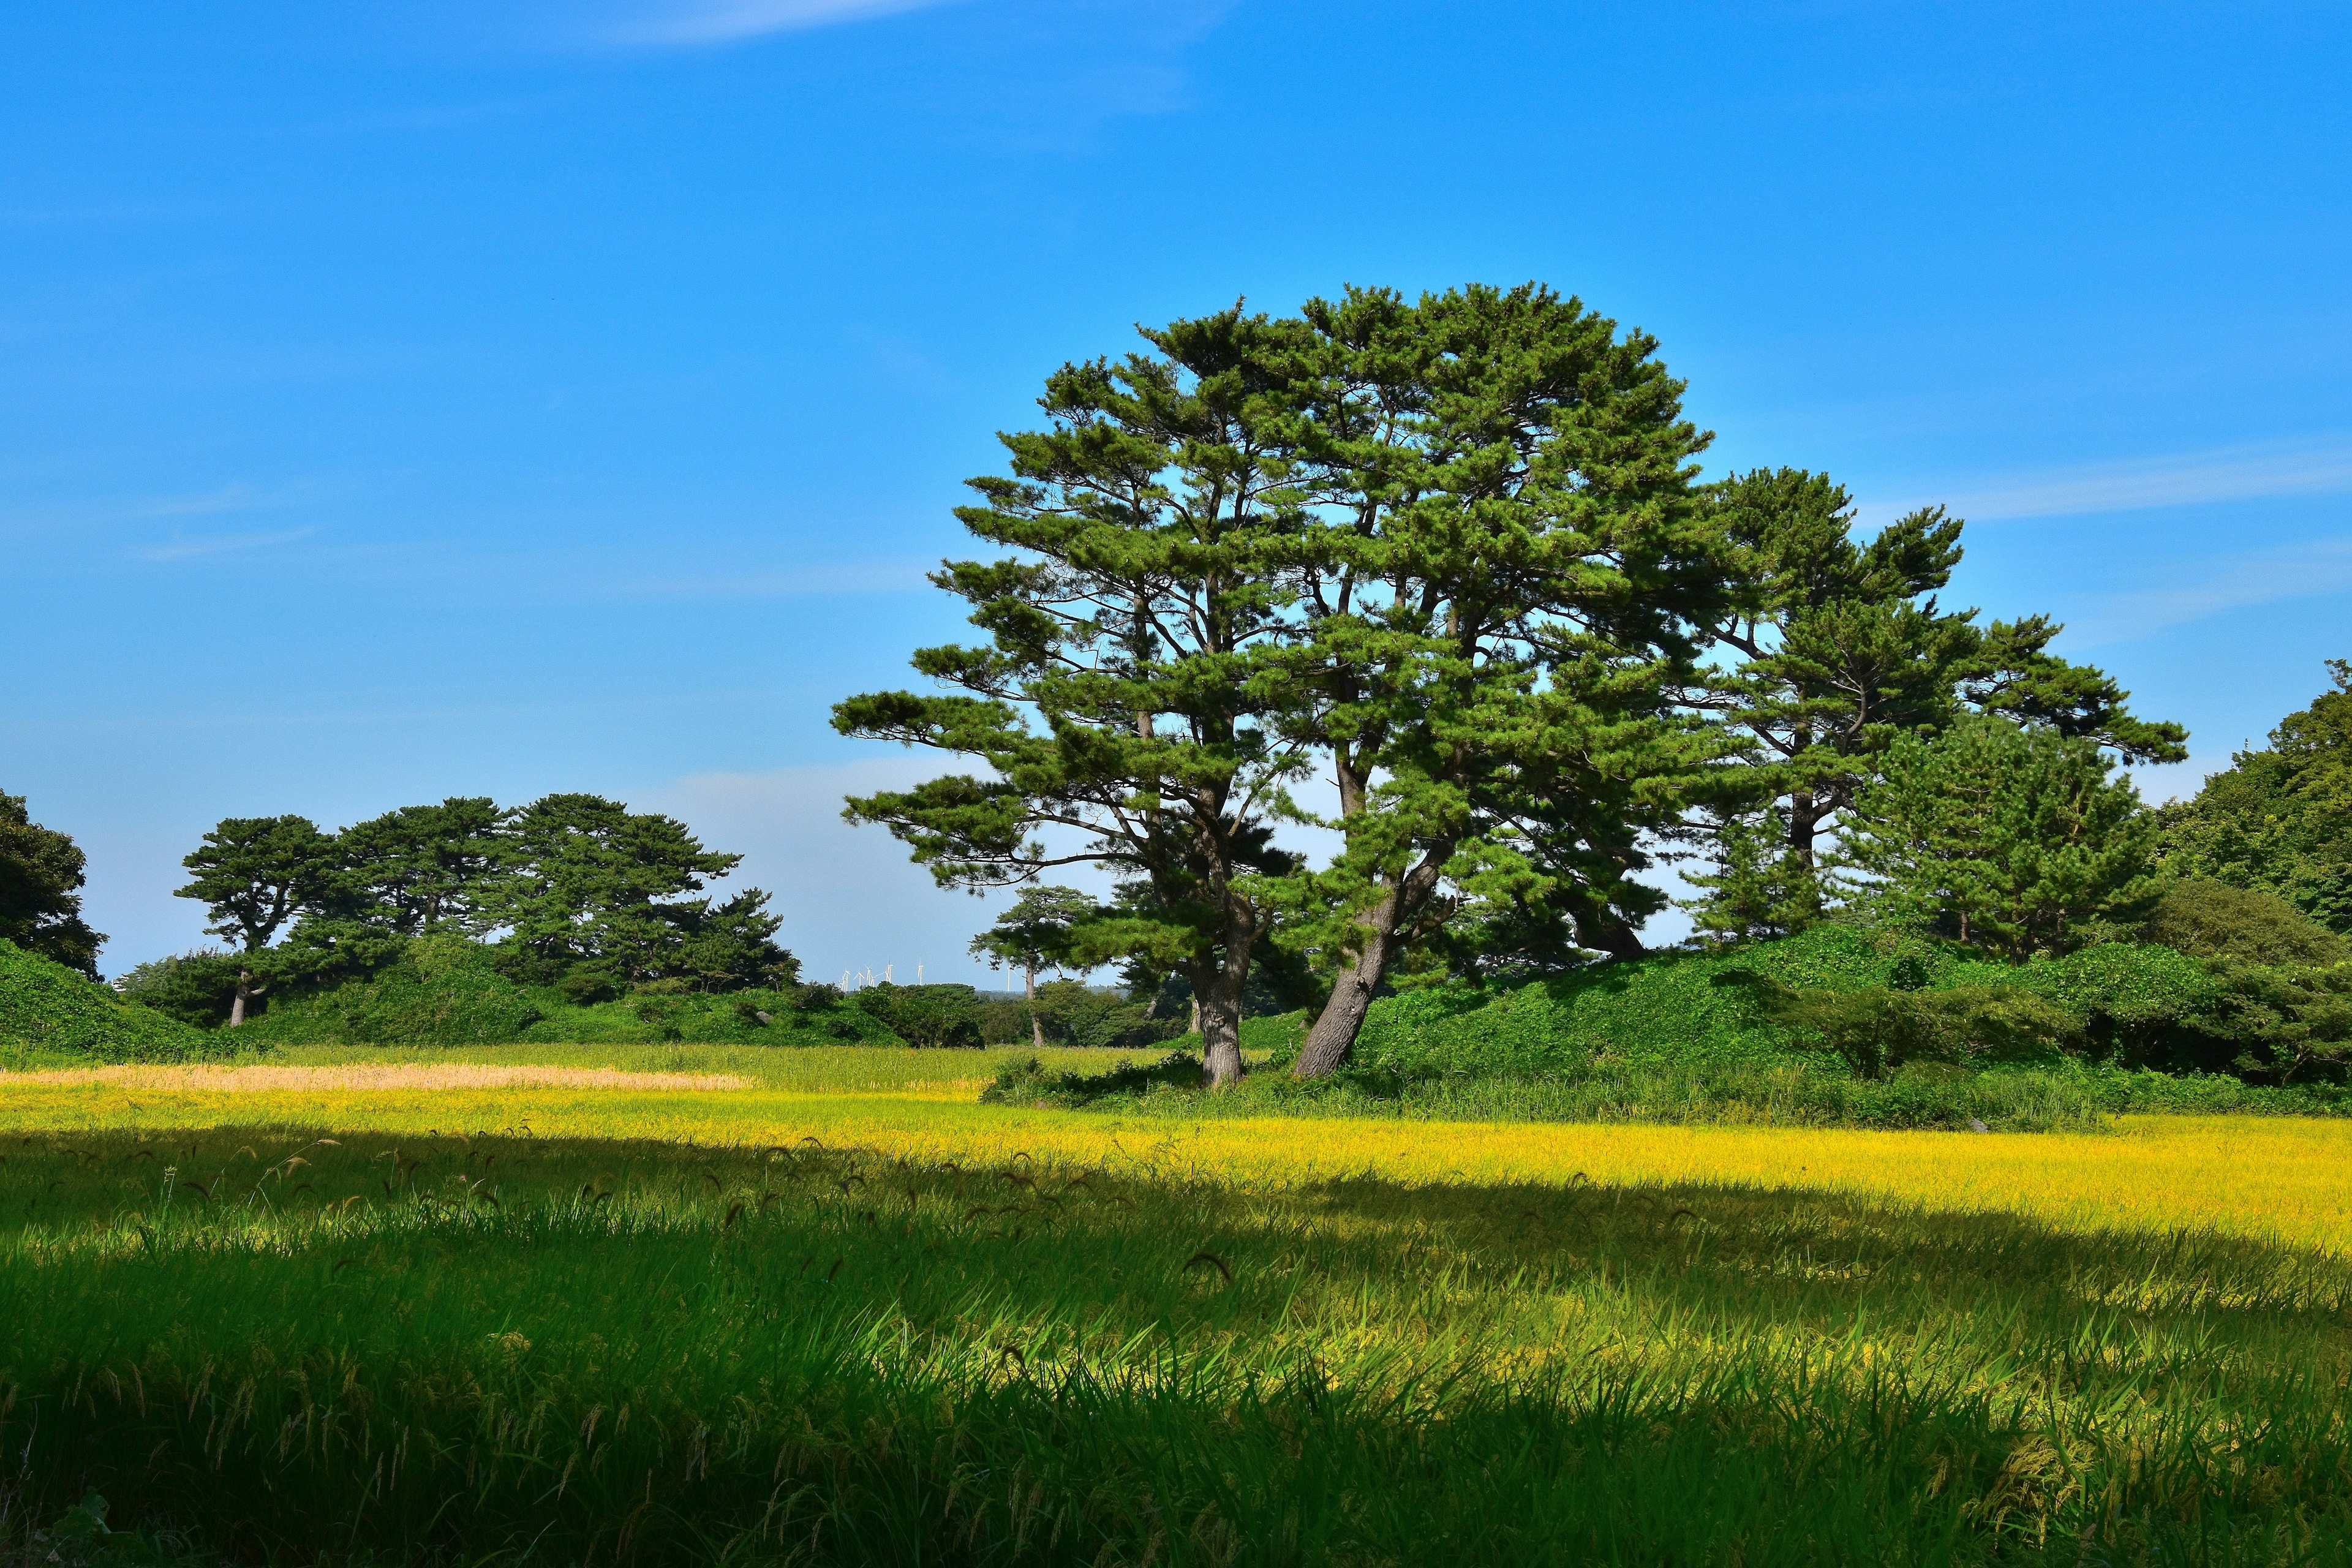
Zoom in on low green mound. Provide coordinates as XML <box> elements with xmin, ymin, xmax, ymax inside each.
<box><xmin>0</xmin><ymin>938</ymin><xmax>220</xmax><ymax>1063</ymax></box>
<box><xmin>515</xmin><ymin>987</ymin><xmax>900</xmax><ymax>1047</ymax></box>
<box><xmin>239</xmin><ymin>938</ymin><xmax>548</xmax><ymax>1046</ymax></box>
<box><xmin>235</xmin><ymin>935</ymin><xmax>905</xmax><ymax>1047</ymax></box>
<box><xmin>1346</xmin><ymin>927</ymin><xmax>2231</xmax><ymax>1080</ymax></box>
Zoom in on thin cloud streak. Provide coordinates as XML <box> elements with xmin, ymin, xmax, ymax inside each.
<box><xmin>127</xmin><ymin>481</ymin><xmax>326</xmax><ymax>521</ymax></box>
<box><xmin>603</xmin><ymin>0</ymin><xmax>954</xmax><ymax>45</ymax></box>
<box><xmin>2067</xmin><ymin>536</ymin><xmax>2352</xmax><ymax>647</ymax></box>
<box><xmin>139</xmin><ymin>527</ymin><xmax>318</xmax><ymax>562</ymax></box>
<box><xmin>1860</xmin><ymin>435</ymin><xmax>2352</xmax><ymax>524</ymax></box>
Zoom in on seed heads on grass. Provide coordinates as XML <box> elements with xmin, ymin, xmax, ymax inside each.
<box><xmin>1184</xmin><ymin>1251</ymin><xmax>1234</xmax><ymax>1284</ymax></box>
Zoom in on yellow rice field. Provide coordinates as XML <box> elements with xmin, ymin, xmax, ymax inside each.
<box><xmin>4</xmin><ymin>1060</ymin><xmax>2348</xmax><ymax>1252</ymax></box>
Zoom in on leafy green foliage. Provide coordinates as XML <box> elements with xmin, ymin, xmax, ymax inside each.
<box><xmin>228</xmin><ymin>937</ymin><xmax>880</xmax><ymax>1048</ymax></box>
<box><xmin>0</xmin><ymin>791</ymin><xmax>104</xmax><ymax>977</ymax></box>
<box><xmin>834</xmin><ymin>303</ymin><xmax>1321</xmax><ymax>1086</ymax></box>
<box><xmin>837</xmin><ymin>305</ymin><xmax>1336</xmax><ymax>1090</ymax></box>
<box><xmin>177</xmin><ymin>815</ymin><xmax>337</xmax><ymax>953</ymax></box>
<box><xmin>2211</xmin><ymin>962</ymin><xmax>2352</xmax><ymax>1085</ymax></box>
<box><xmin>1838</xmin><ymin>717</ymin><xmax>2160</xmax><ymax>956</ymax></box>
<box><xmin>1686</xmin><ymin>469</ymin><xmax>2184</xmax><ymax>938</ymax></box>
<box><xmin>0</xmin><ymin>939</ymin><xmax>219</xmax><ymax>1063</ymax></box>
<box><xmin>111</xmin><ymin>950</ymin><xmax>246</xmax><ymax>1029</ymax></box>
<box><xmin>1019</xmin><ymin>979</ymin><xmax>1180</xmax><ymax>1049</ymax></box>
<box><xmin>1679</xmin><ymin>806</ymin><xmax>1822</xmax><ymax>945</ymax></box>
<box><xmin>850</xmin><ymin>982</ymin><xmax>985</xmax><ymax>1049</ymax></box>
<box><xmin>970</xmin><ymin>884</ymin><xmax>1096</xmax><ymax>1047</ymax></box>
<box><xmin>2139</xmin><ymin>879</ymin><xmax>2349</xmax><ymax>965</ymax></box>
<box><xmin>489</xmin><ymin>793</ymin><xmax>791</xmax><ymax>989</ymax></box>
<box><xmin>333</xmin><ymin>796</ymin><xmax>510</xmax><ymax>935</ymax></box>
<box><xmin>1330</xmin><ymin>925</ymin><xmax>2237</xmax><ymax>1083</ymax></box>
<box><xmin>2157</xmin><ymin>660</ymin><xmax>2352</xmax><ymax>933</ymax></box>
<box><xmin>1717</xmin><ymin>973</ymin><xmax>2076</xmax><ymax>1080</ymax></box>
<box><xmin>237</xmin><ymin>937</ymin><xmax>547</xmax><ymax>1046</ymax></box>
<box><xmin>1272</xmin><ymin>284</ymin><xmax>1734</xmax><ymax>1076</ymax></box>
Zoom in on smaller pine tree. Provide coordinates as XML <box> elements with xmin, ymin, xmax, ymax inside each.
<box><xmin>1683</xmin><ymin>809</ymin><xmax>1824</xmax><ymax>945</ymax></box>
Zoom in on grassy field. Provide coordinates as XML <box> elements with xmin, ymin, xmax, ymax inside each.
<box><xmin>4</xmin><ymin>1052</ymin><xmax>2351</xmax><ymax>1564</ymax></box>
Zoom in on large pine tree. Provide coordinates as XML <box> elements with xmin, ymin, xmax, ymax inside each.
<box><xmin>835</xmin><ymin>305</ymin><xmax>1317</xmax><ymax>1087</ymax></box>
<box><xmin>1685</xmin><ymin>467</ymin><xmax>2185</xmax><ymax>942</ymax></box>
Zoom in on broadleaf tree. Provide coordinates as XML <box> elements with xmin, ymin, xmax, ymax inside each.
<box><xmin>835</xmin><ymin>304</ymin><xmax>1319</xmax><ymax>1087</ymax></box>
<box><xmin>0</xmin><ymin>791</ymin><xmax>105</xmax><ymax>978</ymax></box>
<box><xmin>2155</xmin><ymin>660</ymin><xmax>2352</xmax><ymax>933</ymax></box>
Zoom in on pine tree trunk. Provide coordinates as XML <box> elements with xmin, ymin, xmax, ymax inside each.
<box><xmin>1291</xmin><ymin>925</ymin><xmax>1392</xmax><ymax>1079</ymax></box>
<box><xmin>229</xmin><ymin>970</ymin><xmax>252</xmax><ymax>1028</ymax></box>
<box><xmin>1026</xmin><ymin>964</ymin><xmax>1046</xmax><ymax>1050</ymax></box>
<box><xmin>1291</xmin><ymin>850</ymin><xmax>1449</xmax><ymax>1080</ymax></box>
<box><xmin>1789</xmin><ymin>791</ymin><xmax>1819</xmax><ymax>867</ymax></box>
<box><xmin>1194</xmin><ymin>957</ymin><xmax>1248</xmax><ymax>1088</ymax></box>
<box><xmin>1200</xmin><ymin>993</ymin><xmax>1243</xmax><ymax>1088</ymax></box>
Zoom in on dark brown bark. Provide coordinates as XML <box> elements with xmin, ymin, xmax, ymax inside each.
<box><xmin>1291</xmin><ymin>849</ymin><xmax>1450</xmax><ymax>1079</ymax></box>
<box><xmin>1788</xmin><ymin>789</ymin><xmax>1820</xmax><ymax>869</ymax></box>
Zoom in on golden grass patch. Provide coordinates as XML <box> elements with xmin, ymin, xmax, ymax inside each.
<box><xmin>3</xmin><ymin>1067</ymin><xmax>2350</xmax><ymax>1251</ymax></box>
<box><xmin>9</xmin><ymin>1063</ymin><xmax>751</xmax><ymax>1093</ymax></box>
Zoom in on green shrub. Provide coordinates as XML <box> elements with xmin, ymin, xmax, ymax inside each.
<box><xmin>2211</xmin><ymin>960</ymin><xmax>2352</xmax><ymax>1084</ymax></box>
<box><xmin>2139</xmin><ymin>879</ymin><xmax>2350</xmax><ymax>965</ymax></box>
<box><xmin>238</xmin><ymin>937</ymin><xmax>545</xmax><ymax>1046</ymax></box>
<box><xmin>112</xmin><ymin>949</ymin><xmax>244</xmax><ymax>1030</ymax></box>
<box><xmin>1342</xmin><ymin>928</ymin><xmax>2248</xmax><ymax>1082</ymax></box>
<box><xmin>1719</xmin><ymin>975</ymin><xmax>2078</xmax><ymax>1079</ymax></box>
<box><xmin>850</xmin><ymin>983</ymin><xmax>984</xmax><ymax>1049</ymax></box>
<box><xmin>0</xmin><ymin>939</ymin><xmax>221</xmax><ymax>1063</ymax></box>
<box><xmin>515</xmin><ymin>987</ymin><xmax>895</xmax><ymax>1046</ymax></box>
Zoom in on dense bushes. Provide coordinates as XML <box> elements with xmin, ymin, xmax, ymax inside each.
<box><xmin>0</xmin><ymin>938</ymin><xmax>219</xmax><ymax>1063</ymax></box>
<box><xmin>851</xmin><ymin>982</ymin><xmax>986</xmax><ymax>1049</ymax></box>
<box><xmin>974</xmin><ymin>980</ymin><xmax>1185</xmax><ymax>1050</ymax></box>
<box><xmin>1248</xmin><ymin>922</ymin><xmax>2343</xmax><ymax>1091</ymax></box>
<box><xmin>236</xmin><ymin>938</ymin><xmax>547</xmax><ymax>1046</ymax></box>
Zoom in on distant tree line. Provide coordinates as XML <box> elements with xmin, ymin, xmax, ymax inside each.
<box><xmin>835</xmin><ymin>281</ymin><xmax>2343</xmax><ymax>1085</ymax></box>
<box><xmin>137</xmin><ymin>793</ymin><xmax>794</xmax><ymax>1027</ymax></box>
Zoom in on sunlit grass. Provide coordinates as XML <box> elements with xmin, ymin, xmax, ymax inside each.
<box><xmin>5</xmin><ymin>1050</ymin><xmax>2351</xmax><ymax>1562</ymax></box>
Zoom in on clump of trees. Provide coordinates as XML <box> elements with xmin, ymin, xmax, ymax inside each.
<box><xmin>839</xmin><ymin>281</ymin><xmax>2207</xmax><ymax>1084</ymax></box>
<box><xmin>2155</xmin><ymin>660</ymin><xmax>2352</xmax><ymax>932</ymax></box>
<box><xmin>0</xmin><ymin>791</ymin><xmax>104</xmax><ymax>978</ymax></box>
<box><xmin>154</xmin><ymin>793</ymin><xmax>796</xmax><ymax>1027</ymax></box>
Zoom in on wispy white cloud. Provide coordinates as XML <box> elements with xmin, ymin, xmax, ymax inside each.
<box><xmin>1862</xmin><ymin>435</ymin><xmax>2352</xmax><ymax>524</ymax></box>
<box><xmin>123</xmin><ymin>481</ymin><xmax>326</xmax><ymax>521</ymax></box>
<box><xmin>601</xmin><ymin>0</ymin><xmax>954</xmax><ymax>46</ymax></box>
<box><xmin>582</xmin><ymin>559</ymin><xmax>929</xmax><ymax>600</ymax></box>
<box><xmin>2066</xmin><ymin>535</ymin><xmax>2352</xmax><ymax>646</ymax></box>
<box><xmin>139</xmin><ymin>527</ymin><xmax>318</xmax><ymax>562</ymax></box>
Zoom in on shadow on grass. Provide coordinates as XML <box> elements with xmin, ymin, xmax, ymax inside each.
<box><xmin>5</xmin><ymin>1127</ymin><xmax>2351</xmax><ymax>1565</ymax></box>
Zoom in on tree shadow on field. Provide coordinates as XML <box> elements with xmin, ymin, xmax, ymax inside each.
<box><xmin>7</xmin><ymin>1126</ymin><xmax>2352</xmax><ymax>1564</ymax></box>
<box><xmin>7</xmin><ymin>1123</ymin><xmax>2348</xmax><ymax>1343</ymax></box>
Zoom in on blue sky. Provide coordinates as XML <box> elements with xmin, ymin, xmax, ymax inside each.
<box><xmin>5</xmin><ymin>0</ymin><xmax>2348</xmax><ymax>981</ymax></box>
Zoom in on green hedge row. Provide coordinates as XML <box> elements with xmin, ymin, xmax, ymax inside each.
<box><xmin>1343</xmin><ymin>927</ymin><xmax>2231</xmax><ymax>1080</ymax></box>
